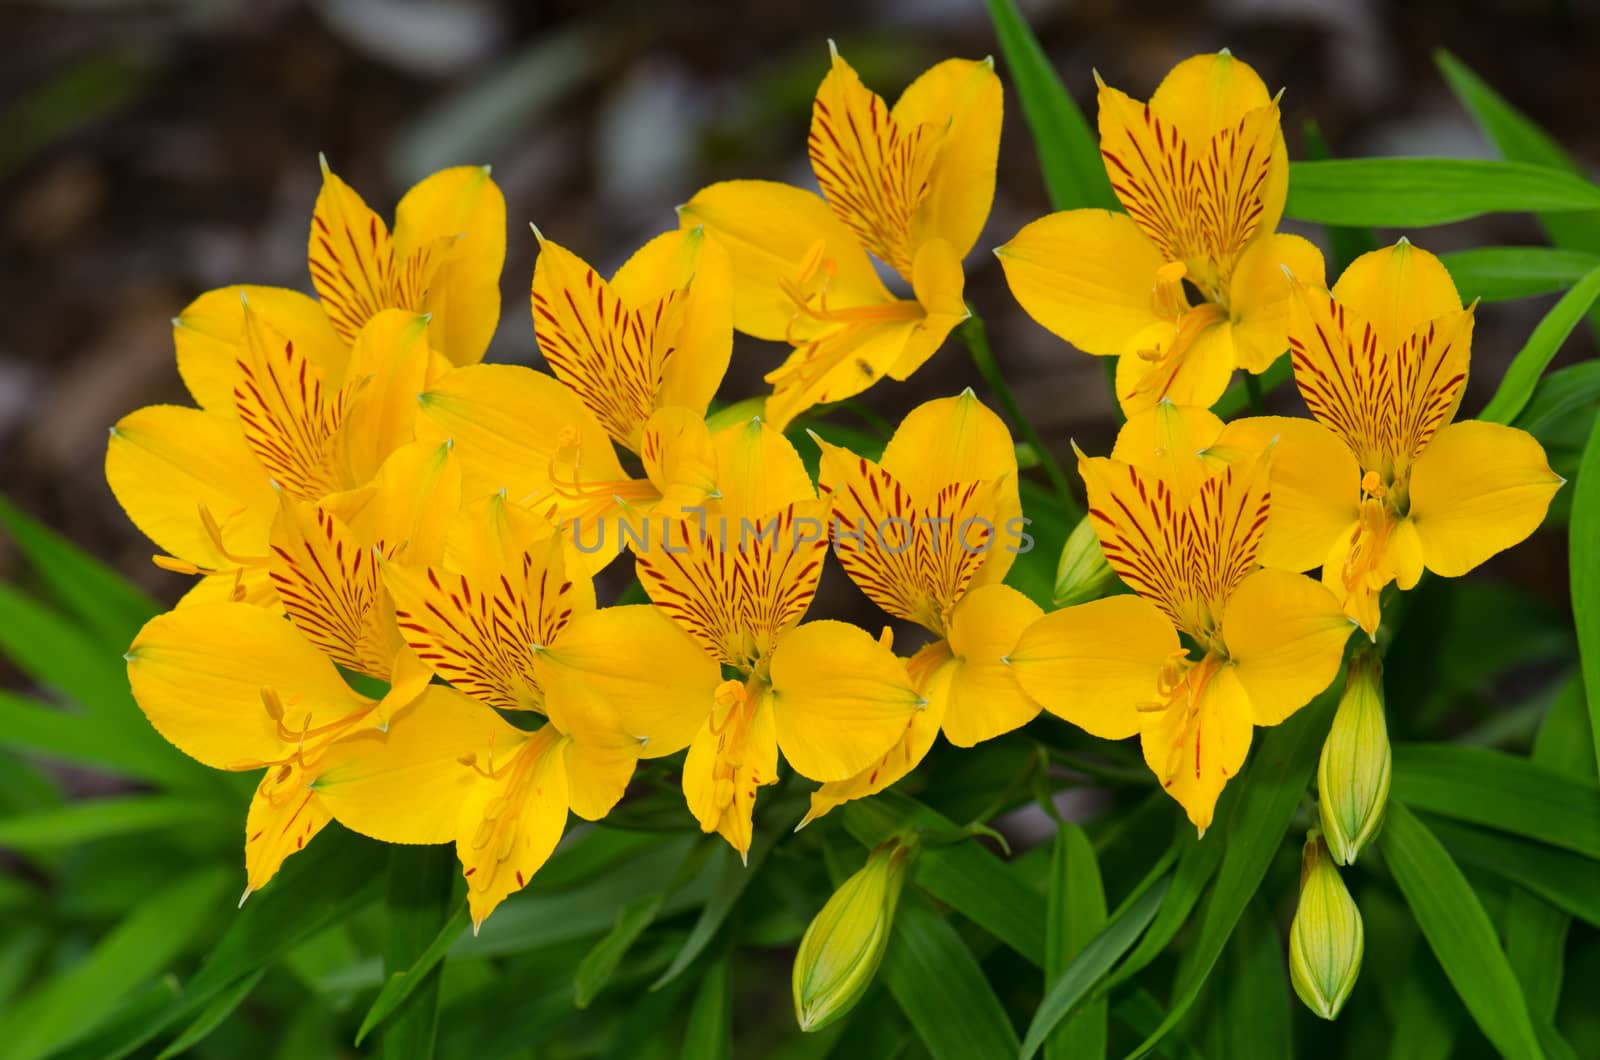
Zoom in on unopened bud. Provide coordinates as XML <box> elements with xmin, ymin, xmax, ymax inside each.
<box><xmin>1290</xmin><ymin>835</ymin><xmax>1363</xmax><ymax>1021</ymax></box>
<box><xmin>1053</xmin><ymin>515</ymin><xmax>1116</xmax><ymax>607</ymax></box>
<box><xmin>792</xmin><ymin>836</ymin><xmax>915</xmax><ymax>1032</ymax></box>
<box><xmin>1318</xmin><ymin>649</ymin><xmax>1390</xmax><ymax>865</ymax></box>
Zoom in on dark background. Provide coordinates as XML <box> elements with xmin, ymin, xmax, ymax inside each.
<box><xmin>2</xmin><ymin>0</ymin><xmax>1595</xmax><ymax>603</ymax></box>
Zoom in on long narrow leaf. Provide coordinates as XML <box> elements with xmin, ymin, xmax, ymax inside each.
<box><xmin>0</xmin><ymin>690</ymin><xmax>203</xmax><ymax>787</ymax></box>
<box><xmin>1442</xmin><ymin>246</ymin><xmax>1600</xmax><ymax>303</ymax></box>
<box><xmin>1425</xmin><ymin>815</ymin><xmax>1600</xmax><ymax>929</ymax></box>
<box><xmin>682</xmin><ymin>955</ymin><xmax>733</xmax><ymax>1060</ymax></box>
<box><xmin>1285</xmin><ymin>158</ymin><xmax>1600</xmax><ymax>226</ymax></box>
<box><xmin>1576</xmin><ymin>407</ymin><xmax>1600</xmax><ymax>778</ymax></box>
<box><xmin>379</xmin><ymin>844</ymin><xmax>457</xmax><ymax>1060</ymax></box>
<box><xmin>1518</xmin><ymin>360</ymin><xmax>1600</xmax><ymax>435</ymax></box>
<box><xmin>885</xmin><ymin>894</ymin><xmax>1020</xmax><ymax>1060</ymax></box>
<box><xmin>357</xmin><ymin>906</ymin><xmax>469</xmax><ymax>1045</ymax></box>
<box><xmin>1381</xmin><ymin>802</ymin><xmax>1544</xmax><ymax>1060</ymax></box>
<box><xmin>1218</xmin><ymin>901</ymin><xmax>1291</xmax><ymax>1060</ymax></box>
<box><xmin>1046</xmin><ymin>821</ymin><xmax>1107</xmax><ymax>1060</ymax></box>
<box><xmin>1479</xmin><ymin>265</ymin><xmax>1600</xmax><ymax>423</ymax></box>
<box><xmin>0</xmin><ymin>794</ymin><xmax>232</xmax><ymax>850</ymax></box>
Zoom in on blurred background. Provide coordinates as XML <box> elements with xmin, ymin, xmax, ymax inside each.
<box><xmin>1</xmin><ymin>0</ymin><xmax>1596</xmax><ymax>608</ymax></box>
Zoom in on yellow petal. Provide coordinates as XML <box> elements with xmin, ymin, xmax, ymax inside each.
<box><xmin>324</xmin><ymin>438</ymin><xmax>462</xmax><ymax>569</ymax></box>
<box><xmin>458</xmin><ymin>726</ymin><xmax>571</xmax><ymax>930</ymax></box>
<box><xmin>1407</xmin><ymin>419</ymin><xmax>1563</xmax><ymax>578</ymax></box>
<box><xmin>1139</xmin><ymin>658</ymin><xmax>1253</xmax><ymax>833</ymax></box>
<box><xmin>416</xmin><ymin>364</ymin><xmax>626</xmax><ymax>508</ymax></box>
<box><xmin>245</xmin><ymin>764</ymin><xmax>332</xmax><ymax>892</ymax></box>
<box><xmin>1113</xmin><ymin>311</ymin><xmax>1236</xmax><ymax>415</ymax></box>
<box><xmin>710</xmin><ymin>415</ymin><xmax>816</xmax><ymax>521</ymax></box>
<box><xmin>532</xmin><ymin>604</ymin><xmax>721</xmax><ymax>759</ymax></box>
<box><xmin>810</xmin><ymin>46</ymin><xmax>945</xmax><ymax>280</ymax></box>
<box><xmin>638</xmin><ymin>406</ymin><xmax>718</xmax><ymax>517</ymax></box>
<box><xmin>1227</xmin><ymin>233</ymin><xmax>1324</xmax><ymax>373</ymax></box>
<box><xmin>267</xmin><ymin>495</ymin><xmax>390</xmax><ymax>678</ymax></box>
<box><xmin>1148</xmin><ymin>51</ymin><xmax>1274</xmax><ymax>145</ymax></box>
<box><xmin>1111</xmin><ymin>401</ymin><xmax>1226</xmax><ymax>504</ymax></box>
<box><xmin>1222</xmin><ymin>568</ymin><xmax>1353</xmax><ymax>725</ymax></box>
<box><xmin>892</xmin><ymin>57</ymin><xmax>1002</xmax><ymax>261</ymax></box>
<box><xmin>106</xmin><ymin>405</ymin><xmax>276</xmax><ymax>570</ymax></box>
<box><xmin>235</xmin><ymin>303</ymin><xmax>351</xmax><ymax>500</ymax></box>
<box><xmin>335</xmin><ymin>309</ymin><xmax>436</xmax><ymax>488</ymax></box>
<box><xmin>683</xmin><ymin>683</ymin><xmax>779</xmax><ymax>859</ymax></box>
<box><xmin>678</xmin><ymin>180</ymin><xmax>890</xmax><ymax>341</ymax></box>
<box><xmin>178</xmin><ymin>565</ymin><xmax>279</xmax><ymax>609</ymax></box>
<box><xmin>801</xmin><ymin>643</ymin><xmax>952</xmax><ymax>827</ymax></box>
<box><xmin>174</xmin><ymin>286</ymin><xmax>346</xmax><ymax>411</ymax></box>
<box><xmin>1330</xmin><ymin>240</ymin><xmax>1462</xmax><ymax>353</ymax></box>
<box><xmin>996</xmin><ymin>209</ymin><xmax>1166</xmax><ymax>357</ymax></box>
<box><xmin>1210</xmin><ymin>415</ymin><xmax>1359</xmax><ymax>572</ymax></box>
<box><xmin>126</xmin><ymin>602</ymin><xmax>369</xmax><ymax>770</ymax></box>
<box><xmin>314</xmin><ymin>685</ymin><xmax>504</xmax><ymax>844</ymax></box>
<box><xmin>393</xmin><ymin>165</ymin><xmax>506</xmax><ymax>366</ymax></box>
<box><xmin>941</xmin><ymin>584</ymin><xmax>1042</xmax><ymax>747</ymax></box>
<box><xmin>563</xmin><ymin>738</ymin><xmax>639</xmax><ymax>822</ymax></box>
<box><xmin>762</xmin><ymin>308</ymin><xmax>941</xmax><ymax>432</ymax></box>
<box><xmin>769</xmin><ymin>620</ymin><xmax>925</xmax><ymax>782</ymax></box>
<box><xmin>611</xmin><ymin>226</ymin><xmax>734</xmax><ymax>418</ymax></box>
<box><xmin>1007</xmin><ymin>594</ymin><xmax>1177</xmax><ymax>740</ymax></box>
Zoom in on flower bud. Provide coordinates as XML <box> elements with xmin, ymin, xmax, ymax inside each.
<box><xmin>1290</xmin><ymin>835</ymin><xmax>1364</xmax><ymax>1021</ymax></box>
<box><xmin>1318</xmin><ymin>649</ymin><xmax>1391</xmax><ymax>865</ymax></box>
<box><xmin>792</xmin><ymin>837</ymin><xmax>915</xmax><ymax>1032</ymax></box>
<box><xmin>1053</xmin><ymin>514</ymin><xmax>1116</xmax><ymax>607</ymax></box>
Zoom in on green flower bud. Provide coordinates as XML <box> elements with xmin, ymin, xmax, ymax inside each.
<box><xmin>793</xmin><ymin>837</ymin><xmax>915</xmax><ymax>1032</ymax></box>
<box><xmin>1290</xmin><ymin>835</ymin><xmax>1364</xmax><ymax>1021</ymax></box>
<box><xmin>1053</xmin><ymin>514</ymin><xmax>1116</xmax><ymax>607</ymax></box>
<box><xmin>1318</xmin><ymin>649</ymin><xmax>1391</xmax><ymax>865</ymax></box>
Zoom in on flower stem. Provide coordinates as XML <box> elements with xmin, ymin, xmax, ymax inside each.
<box><xmin>1245</xmin><ymin>372</ymin><xmax>1266</xmax><ymax>415</ymax></box>
<box><xmin>957</xmin><ymin>310</ymin><xmax>1075</xmax><ymax>504</ymax></box>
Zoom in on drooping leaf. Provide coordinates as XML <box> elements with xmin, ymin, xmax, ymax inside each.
<box><xmin>1285</xmin><ymin>158</ymin><xmax>1600</xmax><ymax>227</ymax></box>
<box><xmin>682</xmin><ymin>954</ymin><xmax>734</xmax><ymax>1060</ymax></box>
<box><xmin>1575</xmin><ymin>406</ymin><xmax>1600</xmax><ymax>778</ymax></box>
<box><xmin>1441</xmin><ymin>246</ymin><xmax>1600</xmax><ymax>303</ymax></box>
<box><xmin>1479</xmin><ymin>265</ymin><xmax>1600</xmax><ymax>424</ymax></box>
<box><xmin>0</xmin><ymin>794</ymin><xmax>233</xmax><ymax>851</ymax></box>
<box><xmin>1424</xmin><ymin>815</ymin><xmax>1600</xmax><ymax>929</ymax></box>
<box><xmin>378</xmin><ymin>844</ymin><xmax>457</xmax><ymax>1060</ymax></box>
<box><xmin>884</xmin><ymin>893</ymin><xmax>1021</xmax><ymax>1060</ymax></box>
<box><xmin>1381</xmin><ymin>802</ymin><xmax>1544</xmax><ymax>1060</ymax></box>
<box><xmin>576</xmin><ymin>893</ymin><xmax>665</xmax><ymax>1008</ymax></box>
<box><xmin>1046</xmin><ymin>821</ymin><xmax>1107</xmax><ymax>1060</ymax></box>
<box><xmin>1518</xmin><ymin>360</ymin><xmax>1600</xmax><ymax>436</ymax></box>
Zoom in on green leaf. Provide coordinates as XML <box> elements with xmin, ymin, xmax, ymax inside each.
<box><xmin>0</xmin><ymin>494</ymin><xmax>159</xmax><ymax>652</ymax></box>
<box><xmin>1479</xmin><ymin>265</ymin><xmax>1600</xmax><ymax>424</ymax></box>
<box><xmin>1391</xmin><ymin>742</ymin><xmax>1600</xmax><ymax>857</ymax></box>
<box><xmin>1122</xmin><ymin>689</ymin><xmax>1337</xmax><ymax>1060</ymax></box>
<box><xmin>1381</xmin><ymin>801</ymin><xmax>1544</xmax><ymax>1060</ymax></box>
<box><xmin>154</xmin><ymin>969</ymin><xmax>265</xmax><ymax>1060</ymax></box>
<box><xmin>682</xmin><ymin>954</ymin><xmax>733</xmax><ymax>1060</ymax></box>
<box><xmin>576</xmin><ymin>893</ymin><xmax>665</xmax><ymax>1008</ymax></box>
<box><xmin>1434</xmin><ymin>49</ymin><xmax>1600</xmax><ymax>253</ymax></box>
<box><xmin>356</xmin><ymin>906</ymin><xmax>468</xmax><ymax>1044</ymax></box>
<box><xmin>1301</xmin><ymin>119</ymin><xmax>1379</xmax><ymax>273</ymax></box>
<box><xmin>843</xmin><ymin>791</ymin><xmax>1045</xmax><ymax>967</ymax></box>
<box><xmin>0</xmin><ymin>868</ymin><xmax>230</xmax><ymax>1060</ymax></box>
<box><xmin>1575</xmin><ymin>406</ymin><xmax>1600</xmax><ymax>779</ymax></box>
<box><xmin>1441</xmin><ymin>246</ymin><xmax>1600</xmax><ymax>303</ymax></box>
<box><xmin>1110</xmin><ymin>827</ymin><xmax>1223</xmax><ymax>985</ymax></box>
<box><xmin>1018</xmin><ymin>873</ymin><xmax>1171</xmax><ymax>1060</ymax></box>
<box><xmin>378</xmin><ymin>844</ymin><xmax>457</xmax><ymax>1060</ymax></box>
<box><xmin>1424</xmin><ymin>815</ymin><xmax>1600</xmax><ymax>930</ymax></box>
<box><xmin>0</xmin><ymin>690</ymin><xmax>202</xmax><ymax>787</ymax></box>
<box><xmin>0</xmin><ymin>582</ymin><xmax>143</xmax><ymax>727</ymax></box>
<box><xmin>1284</xmin><ymin>158</ymin><xmax>1600</xmax><ymax>227</ymax></box>
<box><xmin>1212</xmin><ymin>359</ymin><xmax>1291</xmax><ymax>422</ymax></box>
<box><xmin>1518</xmin><ymin>359</ymin><xmax>1600</xmax><ymax>436</ymax></box>
<box><xmin>1217</xmin><ymin>902</ymin><xmax>1291</xmax><ymax>1060</ymax></box>
<box><xmin>885</xmin><ymin>893</ymin><xmax>1020</xmax><ymax>1060</ymax></box>
<box><xmin>1046</xmin><ymin>822</ymin><xmax>1107</xmax><ymax>1060</ymax></box>
<box><xmin>0</xmin><ymin>794</ymin><xmax>232</xmax><ymax>851</ymax></box>
<box><xmin>983</xmin><ymin>0</ymin><xmax>1115</xmax><ymax>211</ymax></box>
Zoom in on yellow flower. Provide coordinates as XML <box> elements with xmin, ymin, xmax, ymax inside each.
<box><xmin>996</xmin><ymin>52</ymin><xmax>1323</xmax><ymax>415</ymax></box>
<box><xmin>801</xmin><ymin>392</ymin><xmax>1040</xmax><ymax>825</ymax></box>
<box><xmin>413</xmin><ymin>227</ymin><xmax>731</xmax><ymax>574</ymax></box>
<box><xmin>633</xmin><ymin>418</ymin><xmax>927</xmax><ymax>859</ymax></box>
<box><xmin>678</xmin><ymin>45</ymin><xmax>1000</xmax><ymax>428</ymax></box>
<box><xmin>1007</xmin><ymin>404</ymin><xmax>1354</xmax><ymax>831</ymax></box>
<box><xmin>107</xmin><ymin>308</ymin><xmax>455</xmax><ymax>605</ymax></box>
<box><xmin>125</xmin><ymin>599</ymin><xmax>485</xmax><ymax>898</ymax></box>
<box><xmin>352</xmin><ymin>492</ymin><xmax>721</xmax><ymax>928</ymax></box>
<box><xmin>1231</xmin><ymin>239</ymin><xmax>1563</xmax><ymax>635</ymax></box>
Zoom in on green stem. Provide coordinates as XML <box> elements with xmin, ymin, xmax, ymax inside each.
<box><xmin>1244</xmin><ymin>372</ymin><xmax>1266</xmax><ymax>415</ymax></box>
<box><xmin>957</xmin><ymin>310</ymin><xmax>1075</xmax><ymax>503</ymax></box>
<box><xmin>381</xmin><ymin>845</ymin><xmax>457</xmax><ymax>1060</ymax></box>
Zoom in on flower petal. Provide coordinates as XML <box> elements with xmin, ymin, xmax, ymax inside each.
<box><xmin>769</xmin><ymin>620</ymin><xmax>925</xmax><ymax>782</ymax></box>
<box><xmin>996</xmin><ymin>209</ymin><xmax>1166</xmax><ymax>357</ymax></box>
<box><xmin>683</xmin><ymin>687</ymin><xmax>778</xmax><ymax>860</ymax></box>
<box><xmin>1113</xmin><ymin>313</ymin><xmax>1236</xmax><ymax>415</ymax></box>
<box><xmin>941</xmin><ymin>584</ymin><xmax>1043</xmax><ymax>746</ymax></box>
<box><xmin>1111</xmin><ymin>401</ymin><xmax>1226</xmax><ymax>504</ymax></box>
<box><xmin>1330</xmin><ymin>240</ymin><xmax>1462</xmax><ymax>353</ymax></box>
<box><xmin>245</xmin><ymin>765</ymin><xmax>332</xmax><ymax>893</ymax></box>
<box><xmin>1007</xmin><ymin>594</ymin><xmax>1178</xmax><ymax>740</ymax></box>
<box><xmin>892</xmin><ymin>57</ymin><xmax>1002</xmax><ymax>261</ymax></box>
<box><xmin>1149</xmin><ymin>52</ymin><xmax>1274</xmax><ymax>145</ymax></box>
<box><xmin>457</xmin><ymin>726</ymin><xmax>571</xmax><ymax>931</ymax></box>
<box><xmin>393</xmin><ymin>165</ymin><xmax>506</xmax><ymax>367</ymax></box>
<box><xmin>1408</xmin><ymin>419</ymin><xmax>1564</xmax><ymax>578</ymax></box>
<box><xmin>1222</xmin><ymin>568</ymin><xmax>1352</xmax><ymax>725</ymax></box>
<box><xmin>335</xmin><ymin>309</ymin><xmax>438</xmax><ymax>489</ymax></box>
<box><xmin>1139</xmin><ymin>660</ymin><xmax>1253</xmax><ymax>833</ymax></box>
<box><xmin>1210</xmin><ymin>415</ymin><xmax>1360</xmax><ymax>572</ymax></box>
<box><xmin>173</xmin><ymin>286</ymin><xmax>346</xmax><ymax>412</ymax></box>
<box><xmin>887</xmin><ymin>237</ymin><xmax>968</xmax><ymax>381</ymax></box>
<box><xmin>1228</xmin><ymin>233</ymin><xmax>1324</xmax><ymax>373</ymax></box>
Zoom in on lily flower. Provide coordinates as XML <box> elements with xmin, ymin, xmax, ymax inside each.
<box><xmin>633</xmin><ymin>418</ymin><xmax>927</xmax><ymax>859</ymax></box>
<box><xmin>997</xmin><ymin>52</ymin><xmax>1322</xmax><ymax>415</ymax></box>
<box><xmin>1007</xmin><ymin>405</ymin><xmax>1354</xmax><ymax>831</ymax></box>
<box><xmin>801</xmin><ymin>391</ymin><xmax>1040</xmax><ymax>825</ymax></box>
<box><xmin>678</xmin><ymin>45</ymin><xmax>1000</xmax><ymax>428</ymax></box>
<box><xmin>1225</xmin><ymin>240</ymin><xmax>1563</xmax><ymax>635</ymax></box>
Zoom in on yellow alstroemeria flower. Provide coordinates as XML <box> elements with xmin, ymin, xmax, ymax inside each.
<box><xmin>1007</xmin><ymin>404</ymin><xmax>1354</xmax><ymax>831</ymax></box>
<box><xmin>678</xmin><ymin>45</ymin><xmax>1000</xmax><ymax>429</ymax></box>
<box><xmin>125</xmin><ymin>599</ymin><xmax>486</xmax><ymax>898</ymax></box>
<box><xmin>802</xmin><ymin>391</ymin><xmax>1041</xmax><ymax>825</ymax></box>
<box><xmin>633</xmin><ymin>418</ymin><xmax>927</xmax><ymax>859</ymax></box>
<box><xmin>170</xmin><ymin>161</ymin><xmax>504</xmax><ymax>416</ymax></box>
<box><xmin>997</xmin><ymin>51</ymin><xmax>1323</xmax><ymax>415</ymax></box>
<box><xmin>415</xmin><ymin>226</ymin><xmax>731</xmax><ymax>574</ymax></box>
<box><xmin>1224</xmin><ymin>240</ymin><xmax>1562</xmax><ymax>635</ymax></box>
<box><xmin>362</xmin><ymin>493</ymin><xmax>720</xmax><ymax>928</ymax></box>
<box><xmin>107</xmin><ymin>308</ymin><xmax>455</xmax><ymax>605</ymax></box>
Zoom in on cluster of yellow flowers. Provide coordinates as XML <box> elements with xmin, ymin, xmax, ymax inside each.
<box><xmin>109</xmin><ymin>48</ymin><xmax>1562</xmax><ymax>932</ymax></box>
